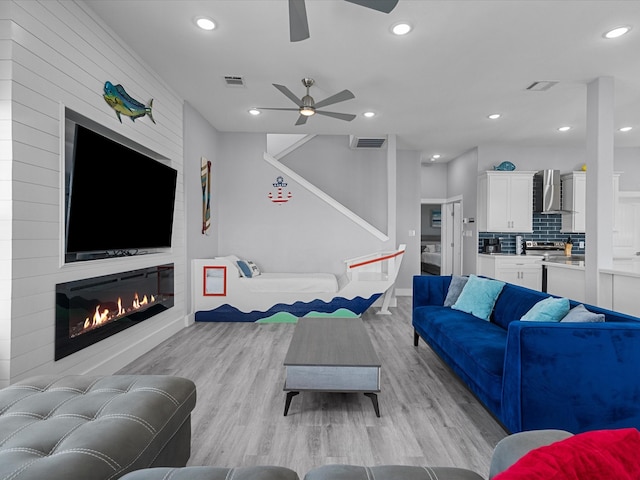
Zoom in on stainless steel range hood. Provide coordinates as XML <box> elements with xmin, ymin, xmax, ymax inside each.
<box><xmin>534</xmin><ymin>169</ymin><xmax>571</xmax><ymax>214</ymax></box>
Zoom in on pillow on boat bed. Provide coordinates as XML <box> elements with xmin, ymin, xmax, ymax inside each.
<box><xmin>236</xmin><ymin>260</ymin><xmax>261</xmax><ymax>278</ymax></box>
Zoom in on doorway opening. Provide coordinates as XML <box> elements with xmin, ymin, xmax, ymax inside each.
<box><xmin>420</xmin><ymin>197</ymin><xmax>463</xmax><ymax>276</ymax></box>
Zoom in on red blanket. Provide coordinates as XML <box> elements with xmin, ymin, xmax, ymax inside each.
<box><xmin>494</xmin><ymin>428</ymin><xmax>640</xmax><ymax>480</ymax></box>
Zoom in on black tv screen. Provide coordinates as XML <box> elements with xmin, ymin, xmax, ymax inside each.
<box><xmin>66</xmin><ymin>124</ymin><xmax>177</xmax><ymax>255</ymax></box>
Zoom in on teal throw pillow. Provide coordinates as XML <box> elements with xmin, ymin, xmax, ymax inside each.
<box><xmin>521</xmin><ymin>296</ymin><xmax>570</xmax><ymax>322</ymax></box>
<box><xmin>561</xmin><ymin>304</ymin><xmax>605</xmax><ymax>323</ymax></box>
<box><xmin>444</xmin><ymin>275</ymin><xmax>469</xmax><ymax>307</ymax></box>
<box><xmin>451</xmin><ymin>274</ymin><xmax>505</xmax><ymax>321</ymax></box>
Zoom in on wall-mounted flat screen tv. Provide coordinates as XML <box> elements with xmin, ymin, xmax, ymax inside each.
<box><xmin>65</xmin><ymin>124</ymin><xmax>177</xmax><ymax>258</ymax></box>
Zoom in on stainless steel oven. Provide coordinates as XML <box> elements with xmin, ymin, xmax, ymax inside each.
<box><xmin>524</xmin><ymin>241</ymin><xmax>565</xmax><ymax>292</ymax></box>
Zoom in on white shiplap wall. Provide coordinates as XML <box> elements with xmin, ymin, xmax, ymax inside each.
<box><xmin>1</xmin><ymin>4</ymin><xmax>14</xmax><ymax>386</ymax></box>
<box><xmin>1</xmin><ymin>0</ymin><xmax>186</xmax><ymax>387</ymax></box>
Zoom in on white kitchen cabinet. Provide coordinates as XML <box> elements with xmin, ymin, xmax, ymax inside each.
<box><xmin>561</xmin><ymin>171</ymin><xmax>586</xmax><ymax>233</ymax></box>
<box><xmin>544</xmin><ymin>263</ymin><xmax>586</xmax><ymax>303</ymax></box>
<box><xmin>477</xmin><ymin>254</ymin><xmax>542</xmax><ymax>290</ymax></box>
<box><xmin>477</xmin><ymin>171</ymin><xmax>536</xmax><ymax>232</ymax></box>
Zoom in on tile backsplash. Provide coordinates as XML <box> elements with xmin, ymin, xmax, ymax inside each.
<box><xmin>479</xmin><ymin>213</ymin><xmax>585</xmax><ymax>254</ymax></box>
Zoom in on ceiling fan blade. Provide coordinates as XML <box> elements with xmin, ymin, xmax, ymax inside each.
<box><xmin>315</xmin><ymin>111</ymin><xmax>356</xmax><ymax>122</ymax></box>
<box><xmin>313</xmin><ymin>89</ymin><xmax>355</xmax><ymax>109</ymax></box>
<box><xmin>343</xmin><ymin>0</ymin><xmax>398</xmax><ymax>14</ymax></box>
<box><xmin>257</xmin><ymin>107</ymin><xmax>300</xmax><ymax>111</ymax></box>
<box><xmin>273</xmin><ymin>83</ymin><xmax>304</xmax><ymax>106</ymax></box>
<box><xmin>295</xmin><ymin>115</ymin><xmax>309</xmax><ymax>126</ymax></box>
<box><xmin>289</xmin><ymin>0</ymin><xmax>310</xmax><ymax>42</ymax></box>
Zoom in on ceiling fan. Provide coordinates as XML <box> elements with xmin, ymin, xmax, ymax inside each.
<box><xmin>289</xmin><ymin>0</ymin><xmax>399</xmax><ymax>42</ymax></box>
<box><xmin>258</xmin><ymin>78</ymin><xmax>356</xmax><ymax>126</ymax></box>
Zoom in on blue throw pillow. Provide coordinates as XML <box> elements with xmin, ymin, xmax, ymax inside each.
<box><xmin>451</xmin><ymin>274</ymin><xmax>505</xmax><ymax>321</ymax></box>
<box><xmin>236</xmin><ymin>260</ymin><xmax>253</xmax><ymax>278</ymax></box>
<box><xmin>561</xmin><ymin>304</ymin><xmax>605</xmax><ymax>323</ymax></box>
<box><xmin>444</xmin><ymin>275</ymin><xmax>469</xmax><ymax>307</ymax></box>
<box><xmin>521</xmin><ymin>296</ymin><xmax>570</xmax><ymax>322</ymax></box>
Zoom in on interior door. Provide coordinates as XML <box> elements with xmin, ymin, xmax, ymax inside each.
<box><xmin>440</xmin><ymin>200</ymin><xmax>462</xmax><ymax>275</ymax></box>
<box><xmin>452</xmin><ymin>201</ymin><xmax>462</xmax><ymax>275</ymax></box>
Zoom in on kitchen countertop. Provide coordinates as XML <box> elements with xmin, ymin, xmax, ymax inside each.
<box><xmin>600</xmin><ymin>258</ymin><xmax>640</xmax><ymax>278</ymax></box>
<box><xmin>541</xmin><ymin>254</ymin><xmax>586</xmax><ymax>269</ymax></box>
<box><xmin>477</xmin><ymin>253</ymin><xmax>544</xmax><ymax>258</ymax></box>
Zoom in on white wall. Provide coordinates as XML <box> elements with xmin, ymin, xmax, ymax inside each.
<box><xmin>614</xmin><ymin>147</ymin><xmax>640</xmax><ymax>191</ymax></box>
<box><xmin>421</xmin><ymin>162</ymin><xmax>447</xmax><ymax>198</ymax></box>
<box><xmin>447</xmin><ymin>148</ymin><xmax>479</xmax><ymax>275</ymax></box>
<box><xmin>280</xmin><ymin>135</ymin><xmax>388</xmax><ymax>233</ymax></box>
<box><xmin>217</xmin><ymin>133</ymin><xmax>392</xmax><ymax>275</ymax></box>
<box><xmin>396</xmin><ymin>150</ymin><xmax>421</xmax><ymax>290</ymax></box>
<box><xmin>1</xmin><ymin>0</ymin><xmax>186</xmax><ymax>387</ymax></box>
<box><xmin>0</xmin><ymin>1</ymin><xmax>13</xmax><ymax>386</ymax></box>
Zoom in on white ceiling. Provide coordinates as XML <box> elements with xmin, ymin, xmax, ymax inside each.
<box><xmin>84</xmin><ymin>0</ymin><xmax>640</xmax><ymax>162</ymax></box>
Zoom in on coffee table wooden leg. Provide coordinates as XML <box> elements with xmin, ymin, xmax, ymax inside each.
<box><xmin>364</xmin><ymin>392</ymin><xmax>380</xmax><ymax>417</ymax></box>
<box><xmin>284</xmin><ymin>391</ymin><xmax>299</xmax><ymax>416</ymax></box>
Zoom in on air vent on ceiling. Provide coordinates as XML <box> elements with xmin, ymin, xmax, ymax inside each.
<box><xmin>349</xmin><ymin>135</ymin><xmax>387</xmax><ymax>149</ymax></box>
<box><xmin>525</xmin><ymin>81</ymin><xmax>558</xmax><ymax>92</ymax></box>
<box><xmin>224</xmin><ymin>75</ymin><xmax>246</xmax><ymax>87</ymax></box>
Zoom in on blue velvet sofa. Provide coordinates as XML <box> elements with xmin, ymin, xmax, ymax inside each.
<box><xmin>412</xmin><ymin>275</ymin><xmax>640</xmax><ymax>434</ymax></box>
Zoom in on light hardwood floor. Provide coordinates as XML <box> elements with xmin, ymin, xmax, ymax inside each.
<box><xmin>118</xmin><ymin>296</ymin><xmax>508</xmax><ymax>478</ymax></box>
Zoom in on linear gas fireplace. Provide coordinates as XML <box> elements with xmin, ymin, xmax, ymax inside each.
<box><xmin>55</xmin><ymin>264</ymin><xmax>174</xmax><ymax>360</ymax></box>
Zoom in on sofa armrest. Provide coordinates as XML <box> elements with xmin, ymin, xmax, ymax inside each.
<box><xmin>412</xmin><ymin>275</ymin><xmax>449</xmax><ymax>309</ymax></box>
<box><xmin>488</xmin><ymin>429</ymin><xmax>573</xmax><ymax>478</ymax></box>
<box><xmin>501</xmin><ymin>321</ymin><xmax>640</xmax><ymax>433</ymax></box>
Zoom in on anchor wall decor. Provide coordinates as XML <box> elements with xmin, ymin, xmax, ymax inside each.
<box><xmin>268</xmin><ymin>176</ymin><xmax>293</xmax><ymax>204</ymax></box>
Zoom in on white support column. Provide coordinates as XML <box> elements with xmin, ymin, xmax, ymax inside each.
<box><xmin>378</xmin><ymin>135</ymin><xmax>397</xmax><ymax>314</ymax></box>
<box><xmin>386</xmin><ymin>134</ymin><xmax>397</xmax><ymax>247</ymax></box>
<box><xmin>585</xmin><ymin>77</ymin><xmax>614</xmax><ymax>304</ymax></box>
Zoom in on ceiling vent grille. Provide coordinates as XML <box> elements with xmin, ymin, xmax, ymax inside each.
<box><xmin>526</xmin><ymin>81</ymin><xmax>558</xmax><ymax>91</ymax></box>
<box><xmin>349</xmin><ymin>135</ymin><xmax>387</xmax><ymax>149</ymax></box>
<box><xmin>224</xmin><ymin>75</ymin><xmax>246</xmax><ymax>87</ymax></box>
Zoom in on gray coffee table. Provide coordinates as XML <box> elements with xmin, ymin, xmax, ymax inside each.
<box><xmin>283</xmin><ymin>317</ymin><xmax>381</xmax><ymax>416</ymax></box>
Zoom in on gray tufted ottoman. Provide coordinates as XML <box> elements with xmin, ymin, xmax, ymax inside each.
<box><xmin>0</xmin><ymin>375</ymin><xmax>196</xmax><ymax>480</ymax></box>
<box><xmin>304</xmin><ymin>465</ymin><xmax>482</xmax><ymax>480</ymax></box>
<box><xmin>121</xmin><ymin>466</ymin><xmax>300</xmax><ymax>480</ymax></box>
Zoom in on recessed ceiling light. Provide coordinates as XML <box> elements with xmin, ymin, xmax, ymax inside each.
<box><xmin>196</xmin><ymin>17</ymin><xmax>216</xmax><ymax>31</ymax></box>
<box><xmin>391</xmin><ymin>22</ymin><xmax>412</xmax><ymax>35</ymax></box>
<box><xmin>248</xmin><ymin>108</ymin><xmax>261</xmax><ymax>116</ymax></box>
<box><xmin>619</xmin><ymin>126</ymin><xmax>633</xmax><ymax>132</ymax></box>
<box><xmin>487</xmin><ymin>113</ymin><xmax>501</xmax><ymax>120</ymax></box>
<box><xmin>603</xmin><ymin>25</ymin><xmax>631</xmax><ymax>39</ymax></box>
<box><xmin>431</xmin><ymin>154</ymin><xmax>441</xmax><ymax>161</ymax></box>
<box><xmin>363</xmin><ymin>111</ymin><xmax>376</xmax><ymax>118</ymax></box>
<box><xmin>558</xmin><ymin>126</ymin><xmax>572</xmax><ymax>132</ymax></box>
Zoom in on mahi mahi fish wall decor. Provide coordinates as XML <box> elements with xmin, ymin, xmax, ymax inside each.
<box><xmin>103</xmin><ymin>81</ymin><xmax>156</xmax><ymax>124</ymax></box>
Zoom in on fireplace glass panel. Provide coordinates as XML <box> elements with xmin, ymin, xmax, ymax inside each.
<box><xmin>55</xmin><ymin>264</ymin><xmax>174</xmax><ymax>360</ymax></box>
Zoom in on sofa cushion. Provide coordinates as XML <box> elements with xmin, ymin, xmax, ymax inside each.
<box><xmin>561</xmin><ymin>304</ymin><xmax>605</xmax><ymax>323</ymax></box>
<box><xmin>413</xmin><ymin>305</ymin><xmax>507</xmax><ymax>413</ymax></box>
<box><xmin>520</xmin><ymin>297</ymin><xmax>570</xmax><ymax>322</ymax></box>
<box><xmin>444</xmin><ymin>275</ymin><xmax>469</xmax><ymax>307</ymax></box>
<box><xmin>452</xmin><ymin>275</ymin><xmax>505</xmax><ymax>321</ymax></box>
<box><xmin>492</xmin><ymin>283</ymin><xmax>551</xmax><ymax>330</ymax></box>
<box><xmin>493</xmin><ymin>428</ymin><xmax>640</xmax><ymax>480</ymax></box>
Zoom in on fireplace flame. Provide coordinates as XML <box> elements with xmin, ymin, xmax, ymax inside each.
<box><xmin>77</xmin><ymin>291</ymin><xmax>158</xmax><ymax>337</ymax></box>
